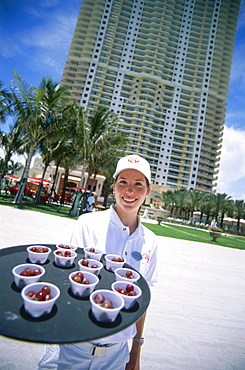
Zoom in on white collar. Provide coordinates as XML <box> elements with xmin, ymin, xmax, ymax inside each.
<box><xmin>110</xmin><ymin>206</ymin><xmax>143</xmax><ymax>237</ymax></box>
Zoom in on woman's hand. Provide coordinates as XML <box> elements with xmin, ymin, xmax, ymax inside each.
<box><xmin>125</xmin><ymin>341</ymin><xmax>141</xmax><ymax>370</ymax></box>
<box><xmin>126</xmin><ymin>312</ymin><xmax>146</xmax><ymax>370</ymax></box>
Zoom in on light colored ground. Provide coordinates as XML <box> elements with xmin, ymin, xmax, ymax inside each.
<box><xmin>0</xmin><ymin>205</ymin><xmax>245</xmax><ymax>369</ymax></box>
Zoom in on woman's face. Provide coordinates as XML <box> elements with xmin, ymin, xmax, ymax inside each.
<box><xmin>113</xmin><ymin>169</ymin><xmax>150</xmax><ymax>215</ymax></box>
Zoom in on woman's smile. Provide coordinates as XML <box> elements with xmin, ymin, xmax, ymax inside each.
<box><xmin>123</xmin><ymin>197</ymin><xmax>137</xmax><ymax>203</ymax></box>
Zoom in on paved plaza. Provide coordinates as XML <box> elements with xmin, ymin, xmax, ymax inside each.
<box><xmin>0</xmin><ymin>205</ymin><xmax>245</xmax><ymax>370</ymax></box>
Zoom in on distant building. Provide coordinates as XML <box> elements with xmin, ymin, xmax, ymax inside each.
<box><xmin>61</xmin><ymin>0</ymin><xmax>240</xmax><ymax>193</ymax></box>
<box><xmin>30</xmin><ymin>157</ymin><xmax>105</xmax><ymax>198</ymax></box>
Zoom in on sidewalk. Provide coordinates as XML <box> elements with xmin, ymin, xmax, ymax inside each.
<box><xmin>1</xmin><ymin>205</ymin><xmax>245</xmax><ymax>369</ymax></box>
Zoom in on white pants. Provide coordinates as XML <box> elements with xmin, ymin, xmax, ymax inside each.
<box><xmin>38</xmin><ymin>341</ymin><xmax>129</xmax><ymax>370</ymax></box>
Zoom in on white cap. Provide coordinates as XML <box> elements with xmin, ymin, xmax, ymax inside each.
<box><xmin>113</xmin><ymin>154</ymin><xmax>151</xmax><ymax>184</ymax></box>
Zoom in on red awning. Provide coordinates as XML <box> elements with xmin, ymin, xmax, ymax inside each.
<box><xmin>27</xmin><ymin>177</ymin><xmax>52</xmax><ymax>185</ymax></box>
<box><xmin>66</xmin><ymin>186</ymin><xmax>92</xmax><ymax>192</ymax></box>
<box><xmin>4</xmin><ymin>174</ymin><xmax>20</xmax><ymax>180</ymax></box>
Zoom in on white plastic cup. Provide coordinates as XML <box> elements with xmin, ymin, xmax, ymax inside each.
<box><xmin>56</xmin><ymin>243</ymin><xmax>77</xmax><ymax>252</ymax></box>
<box><xmin>111</xmin><ymin>281</ymin><xmax>142</xmax><ymax>309</ymax></box>
<box><xmin>105</xmin><ymin>254</ymin><xmax>125</xmax><ymax>272</ymax></box>
<box><xmin>21</xmin><ymin>282</ymin><xmax>60</xmax><ymax>318</ymax></box>
<box><xmin>114</xmin><ymin>267</ymin><xmax>140</xmax><ymax>283</ymax></box>
<box><xmin>69</xmin><ymin>271</ymin><xmax>99</xmax><ymax>298</ymax></box>
<box><xmin>90</xmin><ymin>289</ymin><xmax>124</xmax><ymax>323</ymax></box>
<box><xmin>12</xmin><ymin>263</ymin><xmax>45</xmax><ymax>290</ymax></box>
<box><xmin>53</xmin><ymin>249</ymin><xmax>77</xmax><ymax>268</ymax></box>
<box><xmin>84</xmin><ymin>247</ymin><xmax>103</xmax><ymax>261</ymax></box>
<box><xmin>27</xmin><ymin>246</ymin><xmax>51</xmax><ymax>264</ymax></box>
<box><xmin>78</xmin><ymin>258</ymin><xmax>103</xmax><ymax>276</ymax></box>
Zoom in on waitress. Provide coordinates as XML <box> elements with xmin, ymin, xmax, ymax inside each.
<box><xmin>39</xmin><ymin>154</ymin><xmax>158</xmax><ymax>370</ymax></box>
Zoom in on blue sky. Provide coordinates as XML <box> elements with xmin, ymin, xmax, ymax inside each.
<box><xmin>0</xmin><ymin>0</ymin><xmax>245</xmax><ymax>200</ymax></box>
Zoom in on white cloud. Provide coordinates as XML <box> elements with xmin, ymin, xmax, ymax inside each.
<box><xmin>43</xmin><ymin>57</ymin><xmax>60</xmax><ymax>68</ymax></box>
<box><xmin>39</xmin><ymin>0</ymin><xmax>60</xmax><ymax>9</ymax></box>
<box><xmin>216</xmin><ymin>126</ymin><xmax>245</xmax><ymax>199</ymax></box>
<box><xmin>1</xmin><ymin>2</ymin><xmax>78</xmax><ymax>80</ymax></box>
<box><xmin>229</xmin><ymin>46</ymin><xmax>245</xmax><ymax>90</ymax></box>
<box><xmin>237</xmin><ymin>0</ymin><xmax>245</xmax><ymax>30</ymax></box>
<box><xmin>20</xmin><ymin>10</ymin><xmax>77</xmax><ymax>52</ymax></box>
<box><xmin>0</xmin><ymin>37</ymin><xmax>22</xmax><ymax>59</ymax></box>
<box><xmin>18</xmin><ymin>8</ymin><xmax>77</xmax><ymax>78</ymax></box>
<box><xmin>21</xmin><ymin>23</ymin><xmax>71</xmax><ymax>51</ymax></box>
<box><xmin>226</xmin><ymin>1</ymin><xmax>245</xmax><ymax>129</ymax></box>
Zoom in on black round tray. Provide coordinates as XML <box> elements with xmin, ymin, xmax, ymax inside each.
<box><xmin>0</xmin><ymin>245</ymin><xmax>150</xmax><ymax>344</ymax></box>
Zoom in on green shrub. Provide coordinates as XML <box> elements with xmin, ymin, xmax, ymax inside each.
<box><xmin>210</xmin><ymin>227</ymin><xmax>223</xmax><ymax>233</ymax></box>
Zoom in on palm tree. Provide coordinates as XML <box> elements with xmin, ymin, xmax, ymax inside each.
<box><xmin>155</xmin><ymin>190</ymin><xmax>176</xmax><ymax>214</ymax></box>
<box><xmin>173</xmin><ymin>188</ymin><xmax>188</xmax><ymax>217</ymax></box>
<box><xmin>47</xmin><ymin>139</ymin><xmax>75</xmax><ymax>203</ymax></box>
<box><xmin>69</xmin><ymin>105</ymin><xmax>125</xmax><ymax>217</ymax></box>
<box><xmin>10</xmin><ymin>71</ymin><xmax>69</xmax><ymax>203</ymax></box>
<box><xmin>6</xmin><ymin>159</ymin><xmax>23</xmax><ymax>175</ymax></box>
<box><xmin>100</xmin><ymin>155</ymin><xmax>120</xmax><ymax>208</ymax></box>
<box><xmin>84</xmin><ymin>132</ymin><xmax>127</xmax><ymax>190</ymax></box>
<box><xmin>34</xmin><ymin>139</ymin><xmax>54</xmax><ymax>204</ymax></box>
<box><xmin>0</xmin><ymin>123</ymin><xmax>25</xmax><ymax>178</ymax></box>
<box><xmin>186</xmin><ymin>189</ymin><xmax>204</xmax><ymax>219</ymax></box>
<box><xmin>233</xmin><ymin>200</ymin><xmax>245</xmax><ymax>232</ymax></box>
<box><xmin>59</xmin><ymin>147</ymin><xmax>82</xmax><ymax>205</ymax></box>
<box><xmin>199</xmin><ymin>192</ymin><xmax>216</xmax><ymax>223</ymax></box>
<box><xmin>87</xmin><ymin>143</ymin><xmax>127</xmax><ymax>209</ymax></box>
<box><xmin>34</xmin><ymin>104</ymin><xmax>75</xmax><ymax>204</ymax></box>
<box><xmin>213</xmin><ymin>193</ymin><xmax>232</xmax><ymax>227</ymax></box>
<box><xmin>0</xmin><ymin>81</ymin><xmax>12</xmax><ymax>122</ymax></box>
<box><xmin>219</xmin><ymin>198</ymin><xmax>233</xmax><ymax>229</ymax></box>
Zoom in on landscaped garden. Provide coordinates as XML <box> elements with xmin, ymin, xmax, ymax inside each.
<box><xmin>0</xmin><ymin>194</ymin><xmax>72</xmax><ymax>218</ymax></box>
<box><xmin>1</xmin><ymin>193</ymin><xmax>245</xmax><ymax>251</ymax></box>
<box><xmin>143</xmin><ymin>222</ymin><xmax>245</xmax><ymax>251</ymax></box>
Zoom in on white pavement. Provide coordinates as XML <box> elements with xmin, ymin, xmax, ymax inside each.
<box><xmin>0</xmin><ymin>205</ymin><xmax>245</xmax><ymax>370</ymax></box>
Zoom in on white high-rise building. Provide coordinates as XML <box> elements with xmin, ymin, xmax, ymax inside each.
<box><xmin>61</xmin><ymin>0</ymin><xmax>240</xmax><ymax>193</ymax></box>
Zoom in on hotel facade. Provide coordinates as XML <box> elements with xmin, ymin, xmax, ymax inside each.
<box><xmin>61</xmin><ymin>0</ymin><xmax>240</xmax><ymax>193</ymax></box>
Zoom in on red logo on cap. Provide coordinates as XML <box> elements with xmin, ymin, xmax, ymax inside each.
<box><xmin>128</xmin><ymin>156</ymin><xmax>140</xmax><ymax>163</ymax></box>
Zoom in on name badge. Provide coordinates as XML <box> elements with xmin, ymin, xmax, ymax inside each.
<box><xmin>131</xmin><ymin>251</ymin><xmax>143</xmax><ymax>261</ymax></box>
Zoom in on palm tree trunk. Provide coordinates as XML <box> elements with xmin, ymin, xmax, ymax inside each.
<box><xmin>206</xmin><ymin>210</ymin><xmax>211</xmax><ymax>223</ymax></box>
<box><xmin>237</xmin><ymin>218</ymin><xmax>241</xmax><ymax>232</ymax></box>
<box><xmin>84</xmin><ymin>169</ymin><xmax>92</xmax><ymax>191</ymax></box>
<box><xmin>60</xmin><ymin>170</ymin><xmax>69</xmax><ymax>205</ymax></box>
<box><xmin>103</xmin><ymin>181</ymin><xmax>111</xmax><ymax>208</ymax></box>
<box><xmin>70</xmin><ymin>159</ymin><xmax>87</xmax><ymax>217</ymax></box>
<box><xmin>220</xmin><ymin>211</ymin><xmax>225</xmax><ymax>229</ymax></box>
<box><xmin>90</xmin><ymin>172</ymin><xmax>97</xmax><ymax>192</ymax></box>
<box><xmin>35</xmin><ymin>164</ymin><xmax>48</xmax><ymax>204</ymax></box>
<box><xmin>14</xmin><ymin>146</ymin><xmax>35</xmax><ymax>204</ymax></box>
<box><xmin>1</xmin><ymin>152</ymin><xmax>11</xmax><ymax>177</ymax></box>
<box><xmin>48</xmin><ymin>161</ymin><xmax>60</xmax><ymax>202</ymax></box>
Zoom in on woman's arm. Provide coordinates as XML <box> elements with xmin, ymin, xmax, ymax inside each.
<box><xmin>126</xmin><ymin>312</ymin><xmax>147</xmax><ymax>370</ymax></box>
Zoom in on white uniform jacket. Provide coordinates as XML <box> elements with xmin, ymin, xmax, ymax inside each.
<box><xmin>70</xmin><ymin>206</ymin><xmax>158</xmax><ymax>344</ymax></box>
<box><xmin>70</xmin><ymin>206</ymin><xmax>158</xmax><ymax>286</ymax></box>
